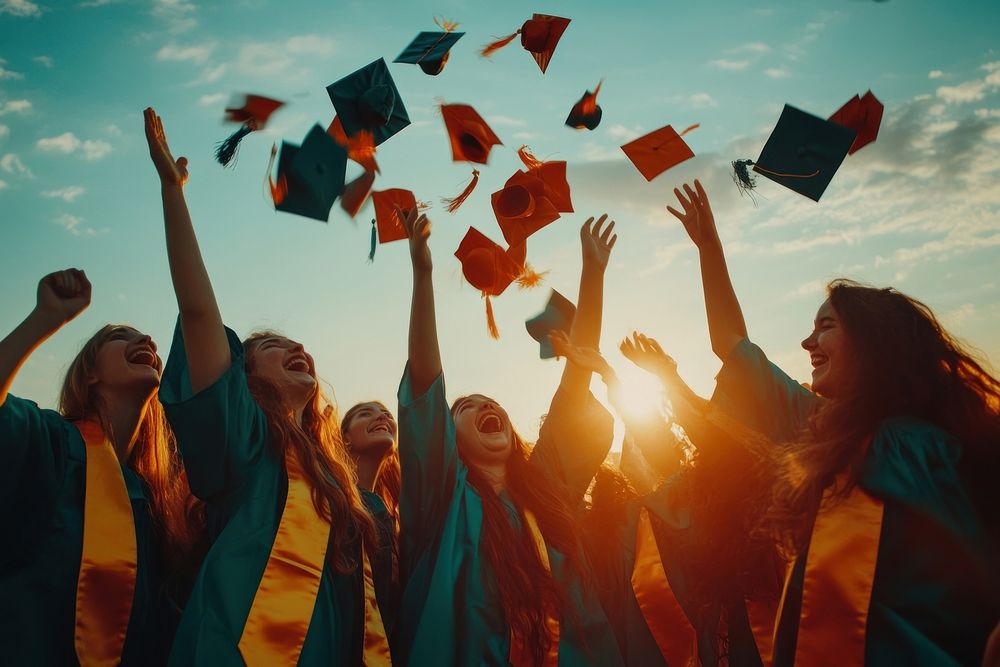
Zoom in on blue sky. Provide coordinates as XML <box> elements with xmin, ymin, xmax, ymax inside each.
<box><xmin>1</xmin><ymin>0</ymin><xmax>998</xmax><ymax>444</ymax></box>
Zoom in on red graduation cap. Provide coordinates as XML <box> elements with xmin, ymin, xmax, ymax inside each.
<box><xmin>215</xmin><ymin>93</ymin><xmax>286</xmax><ymax>167</ymax></box>
<box><xmin>441</xmin><ymin>103</ymin><xmax>503</xmax><ymax>164</ymax></box>
<box><xmin>621</xmin><ymin>124</ymin><xmax>699</xmax><ymax>181</ymax></box>
<box><xmin>327</xmin><ymin>116</ymin><xmax>379</xmax><ymax>174</ymax></box>
<box><xmin>828</xmin><ymin>90</ymin><xmax>884</xmax><ymax>155</ymax></box>
<box><xmin>492</xmin><ymin>170</ymin><xmax>561</xmax><ymax>247</ymax></box>
<box><xmin>480</xmin><ymin>14</ymin><xmax>571</xmax><ymax>74</ymax></box>
<box><xmin>566</xmin><ymin>80</ymin><xmax>603</xmax><ymax>130</ymax></box>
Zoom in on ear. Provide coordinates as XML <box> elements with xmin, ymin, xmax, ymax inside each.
<box><xmin>87</xmin><ymin>374</ymin><xmax>100</xmax><ymax>387</ymax></box>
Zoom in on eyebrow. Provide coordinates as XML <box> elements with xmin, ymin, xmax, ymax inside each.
<box><xmin>816</xmin><ymin>316</ymin><xmax>837</xmax><ymax>326</ymax></box>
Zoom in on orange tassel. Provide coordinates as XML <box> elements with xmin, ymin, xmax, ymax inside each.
<box><xmin>581</xmin><ymin>80</ymin><xmax>603</xmax><ymax>115</ymax></box>
<box><xmin>266</xmin><ymin>143</ymin><xmax>287</xmax><ymax>205</ymax></box>
<box><xmin>484</xmin><ymin>293</ymin><xmax>500</xmax><ymax>339</ymax></box>
<box><xmin>517</xmin><ymin>145</ymin><xmax>544</xmax><ymax>171</ymax></box>
<box><xmin>442</xmin><ymin>169</ymin><xmax>479</xmax><ymax>213</ymax></box>
<box><xmin>417</xmin><ymin>200</ymin><xmax>432</xmax><ymax>212</ymax></box>
<box><xmin>516</xmin><ymin>262</ymin><xmax>548</xmax><ymax>289</ymax></box>
<box><xmin>480</xmin><ymin>31</ymin><xmax>520</xmax><ymax>58</ymax></box>
<box><xmin>340</xmin><ymin>170</ymin><xmax>376</xmax><ymax>218</ymax></box>
<box><xmin>435</xmin><ymin>16</ymin><xmax>460</xmax><ymax>32</ymax></box>
<box><xmin>679</xmin><ymin>123</ymin><xmax>701</xmax><ymax>137</ymax></box>
<box><xmin>346</xmin><ymin>130</ymin><xmax>379</xmax><ymax>173</ymax></box>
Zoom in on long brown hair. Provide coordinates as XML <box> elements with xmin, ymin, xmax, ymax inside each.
<box><xmin>452</xmin><ymin>399</ymin><xmax>587</xmax><ymax>667</ymax></box>
<box><xmin>767</xmin><ymin>279</ymin><xmax>1000</xmax><ymax>552</ymax></box>
<box><xmin>243</xmin><ymin>332</ymin><xmax>377</xmax><ymax>573</ymax></box>
<box><xmin>341</xmin><ymin>400</ymin><xmax>401</xmax><ymax>518</ymax></box>
<box><xmin>58</xmin><ymin>324</ymin><xmax>203</xmax><ymax>574</ymax></box>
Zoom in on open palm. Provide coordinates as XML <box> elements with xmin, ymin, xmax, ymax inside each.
<box><xmin>620</xmin><ymin>332</ymin><xmax>677</xmax><ymax>380</ymax></box>
<box><xmin>580</xmin><ymin>214</ymin><xmax>618</xmax><ymax>271</ymax></box>
<box><xmin>666</xmin><ymin>179</ymin><xmax>717</xmax><ymax>249</ymax></box>
<box><xmin>144</xmin><ymin>107</ymin><xmax>189</xmax><ymax>187</ymax></box>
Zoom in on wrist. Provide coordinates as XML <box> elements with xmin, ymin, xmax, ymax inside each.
<box><xmin>160</xmin><ymin>181</ymin><xmax>185</xmax><ymax>195</ymax></box>
<box><xmin>27</xmin><ymin>307</ymin><xmax>66</xmax><ymax>334</ymax></box>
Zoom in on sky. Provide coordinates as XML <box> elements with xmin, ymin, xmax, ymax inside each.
<box><xmin>1</xmin><ymin>0</ymin><xmax>998</xmax><ymax>446</ymax></box>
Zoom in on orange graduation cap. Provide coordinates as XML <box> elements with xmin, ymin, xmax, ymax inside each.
<box><xmin>829</xmin><ymin>90</ymin><xmax>883</xmax><ymax>155</ymax></box>
<box><xmin>480</xmin><ymin>14</ymin><xmax>571</xmax><ymax>74</ymax></box>
<box><xmin>621</xmin><ymin>124</ymin><xmax>699</xmax><ymax>181</ymax></box>
<box><xmin>216</xmin><ymin>94</ymin><xmax>285</xmax><ymax>167</ymax></box>
<box><xmin>369</xmin><ymin>188</ymin><xmax>423</xmax><ymax>261</ymax></box>
<box><xmin>492</xmin><ymin>170</ymin><xmax>561</xmax><ymax>247</ymax></box>
<box><xmin>566</xmin><ymin>80</ymin><xmax>603</xmax><ymax>130</ymax></box>
<box><xmin>439</xmin><ymin>103</ymin><xmax>503</xmax><ymax>212</ymax></box>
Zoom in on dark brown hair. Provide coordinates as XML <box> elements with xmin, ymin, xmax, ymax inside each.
<box><xmin>341</xmin><ymin>400</ymin><xmax>401</xmax><ymax>518</ymax></box>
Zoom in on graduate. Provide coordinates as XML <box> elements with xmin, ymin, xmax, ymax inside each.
<box><xmin>395</xmin><ymin>205</ymin><xmax>624</xmax><ymax>666</ymax></box>
<box><xmin>143</xmin><ymin>107</ymin><xmax>395</xmax><ymax>666</ymax></box>
<box><xmin>551</xmin><ymin>331</ymin><xmax>783</xmax><ymax>667</ymax></box>
<box><xmin>668</xmin><ymin>179</ymin><xmax>1000</xmax><ymax>665</ymax></box>
<box><xmin>0</xmin><ymin>268</ymin><xmax>200</xmax><ymax>666</ymax></box>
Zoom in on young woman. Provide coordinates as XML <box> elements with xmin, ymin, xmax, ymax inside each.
<box><xmin>552</xmin><ymin>331</ymin><xmax>783</xmax><ymax>667</ymax></box>
<box><xmin>144</xmin><ymin>107</ymin><xmax>394</xmax><ymax>665</ymax></box>
<box><xmin>342</xmin><ymin>400</ymin><xmax>401</xmax><ymax>518</ymax></box>
<box><xmin>0</xmin><ymin>268</ymin><xmax>198</xmax><ymax>665</ymax></box>
<box><xmin>395</xmin><ymin>206</ymin><xmax>624</xmax><ymax>666</ymax></box>
<box><xmin>669</xmin><ymin>179</ymin><xmax>1000</xmax><ymax>665</ymax></box>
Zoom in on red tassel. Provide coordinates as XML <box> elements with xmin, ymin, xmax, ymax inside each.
<box><xmin>435</xmin><ymin>16</ymin><xmax>460</xmax><ymax>32</ymax></box>
<box><xmin>679</xmin><ymin>123</ymin><xmax>700</xmax><ymax>137</ymax></box>
<box><xmin>266</xmin><ymin>143</ymin><xmax>287</xmax><ymax>205</ymax></box>
<box><xmin>442</xmin><ymin>169</ymin><xmax>479</xmax><ymax>213</ymax></box>
<box><xmin>517</xmin><ymin>145</ymin><xmax>544</xmax><ymax>171</ymax></box>
<box><xmin>340</xmin><ymin>170</ymin><xmax>376</xmax><ymax>218</ymax></box>
<box><xmin>346</xmin><ymin>130</ymin><xmax>379</xmax><ymax>173</ymax></box>
<box><xmin>480</xmin><ymin>31</ymin><xmax>520</xmax><ymax>58</ymax></box>
<box><xmin>516</xmin><ymin>262</ymin><xmax>547</xmax><ymax>289</ymax></box>
<box><xmin>484</xmin><ymin>293</ymin><xmax>500</xmax><ymax>339</ymax></box>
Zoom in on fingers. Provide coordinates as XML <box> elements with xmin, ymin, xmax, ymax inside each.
<box><xmin>694</xmin><ymin>179</ymin><xmax>713</xmax><ymax>216</ymax></box>
<box><xmin>607</xmin><ymin>233</ymin><xmax>618</xmax><ymax>251</ymax></box>
<box><xmin>599</xmin><ymin>219</ymin><xmax>615</xmax><ymax>244</ymax></box>
<box><xmin>673</xmin><ymin>187</ymin><xmax>693</xmax><ymax>213</ymax></box>
<box><xmin>580</xmin><ymin>217</ymin><xmax>594</xmax><ymax>237</ymax></box>
<box><xmin>666</xmin><ymin>205</ymin><xmax>685</xmax><ymax>222</ymax></box>
<box><xmin>591</xmin><ymin>213</ymin><xmax>608</xmax><ymax>239</ymax></box>
<box><xmin>683</xmin><ymin>183</ymin><xmax>697</xmax><ymax>208</ymax></box>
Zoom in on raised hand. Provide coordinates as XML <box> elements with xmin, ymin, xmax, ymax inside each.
<box><xmin>580</xmin><ymin>213</ymin><xmax>618</xmax><ymax>272</ymax></box>
<box><xmin>666</xmin><ymin>179</ymin><xmax>718</xmax><ymax>250</ymax></box>
<box><xmin>400</xmin><ymin>205</ymin><xmax>432</xmax><ymax>274</ymax></box>
<box><xmin>548</xmin><ymin>330</ymin><xmax>613</xmax><ymax>378</ymax></box>
<box><xmin>144</xmin><ymin>107</ymin><xmax>189</xmax><ymax>187</ymax></box>
<box><xmin>36</xmin><ymin>269</ymin><xmax>92</xmax><ymax>327</ymax></box>
<box><xmin>620</xmin><ymin>332</ymin><xmax>678</xmax><ymax>381</ymax></box>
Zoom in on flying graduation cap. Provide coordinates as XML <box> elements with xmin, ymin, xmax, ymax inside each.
<box><xmin>566</xmin><ymin>81</ymin><xmax>603</xmax><ymax>131</ymax></box>
<box><xmin>368</xmin><ymin>188</ymin><xmax>427</xmax><ymax>261</ymax></box>
<box><xmin>620</xmin><ymin>123</ymin><xmax>699</xmax><ymax>181</ymax></box>
<box><xmin>439</xmin><ymin>103</ymin><xmax>503</xmax><ymax>212</ymax></box>
<box><xmin>327</xmin><ymin>58</ymin><xmax>410</xmax><ymax>146</ymax></box>
<box><xmin>525</xmin><ymin>289</ymin><xmax>576</xmax><ymax>359</ymax></box>
<box><xmin>828</xmin><ymin>90</ymin><xmax>884</xmax><ymax>155</ymax></box>
<box><xmin>480</xmin><ymin>14</ymin><xmax>571</xmax><ymax>74</ymax></box>
<box><xmin>733</xmin><ymin>104</ymin><xmax>856</xmax><ymax>202</ymax></box>
<box><xmin>395</xmin><ymin>18</ymin><xmax>464</xmax><ymax>75</ymax></box>
<box><xmin>215</xmin><ymin>94</ymin><xmax>285</xmax><ymax>167</ymax></box>
<box><xmin>268</xmin><ymin>124</ymin><xmax>347</xmax><ymax>222</ymax></box>
<box><xmin>491</xmin><ymin>147</ymin><xmax>573</xmax><ymax>247</ymax></box>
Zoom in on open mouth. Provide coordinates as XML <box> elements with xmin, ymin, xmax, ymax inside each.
<box><xmin>477</xmin><ymin>412</ymin><xmax>503</xmax><ymax>434</ymax></box>
<box><xmin>368</xmin><ymin>422</ymin><xmax>392</xmax><ymax>435</ymax></box>
<box><xmin>128</xmin><ymin>348</ymin><xmax>157</xmax><ymax>368</ymax></box>
<box><xmin>810</xmin><ymin>353</ymin><xmax>829</xmax><ymax>370</ymax></box>
<box><xmin>284</xmin><ymin>356</ymin><xmax>311</xmax><ymax>374</ymax></box>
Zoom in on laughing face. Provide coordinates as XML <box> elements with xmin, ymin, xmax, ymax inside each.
<box><xmin>90</xmin><ymin>326</ymin><xmax>162</xmax><ymax>395</ymax></box>
<box><xmin>343</xmin><ymin>402</ymin><xmax>397</xmax><ymax>459</ymax></box>
<box><xmin>801</xmin><ymin>299</ymin><xmax>854</xmax><ymax>398</ymax></box>
<box><xmin>452</xmin><ymin>394</ymin><xmax>514</xmax><ymax>470</ymax></box>
<box><xmin>247</xmin><ymin>335</ymin><xmax>318</xmax><ymax>399</ymax></box>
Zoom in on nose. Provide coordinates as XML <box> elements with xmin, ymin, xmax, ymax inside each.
<box><xmin>801</xmin><ymin>330</ymin><xmax>817</xmax><ymax>351</ymax></box>
<box><xmin>138</xmin><ymin>334</ymin><xmax>156</xmax><ymax>352</ymax></box>
<box><xmin>290</xmin><ymin>342</ymin><xmax>305</xmax><ymax>354</ymax></box>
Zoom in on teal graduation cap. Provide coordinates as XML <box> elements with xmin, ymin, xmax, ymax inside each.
<box><xmin>271</xmin><ymin>124</ymin><xmax>348</xmax><ymax>222</ymax></box>
<box><xmin>327</xmin><ymin>58</ymin><xmax>410</xmax><ymax>146</ymax></box>
<box><xmin>734</xmin><ymin>104</ymin><xmax>857</xmax><ymax>202</ymax></box>
<box><xmin>395</xmin><ymin>28</ymin><xmax>464</xmax><ymax>76</ymax></box>
<box><xmin>525</xmin><ymin>289</ymin><xmax>576</xmax><ymax>359</ymax></box>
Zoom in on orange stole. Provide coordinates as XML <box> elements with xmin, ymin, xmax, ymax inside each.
<box><xmin>631</xmin><ymin>507</ymin><xmax>698</xmax><ymax>667</ymax></box>
<box><xmin>792</xmin><ymin>485</ymin><xmax>884</xmax><ymax>667</ymax></box>
<box><xmin>362</xmin><ymin>549</ymin><xmax>392</xmax><ymax>666</ymax></box>
<box><xmin>238</xmin><ymin>452</ymin><xmax>331</xmax><ymax>666</ymax></box>
<box><xmin>746</xmin><ymin>595</ymin><xmax>778</xmax><ymax>666</ymax></box>
<box><xmin>509</xmin><ymin>509</ymin><xmax>560</xmax><ymax>667</ymax></box>
<box><xmin>73</xmin><ymin>420</ymin><xmax>138</xmax><ymax>667</ymax></box>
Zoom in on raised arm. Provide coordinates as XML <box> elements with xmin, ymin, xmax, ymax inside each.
<box><xmin>667</xmin><ymin>180</ymin><xmax>747</xmax><ymax>362</ymax></box>
<box><xmin>559</xmin><ymin>215</ymin><xmax>617</xmax><ymax>399</ymax></box>
<box><xmin>402</xmin><ymin>206</ymin><xmax>440</xmax><ymax>396</ymax></box>
<box><xmin>144</xmin><ymin>107</ymin><xmax>230</xmax><ymax>393</ymax></box>
<box><xmin>0</xmin><ymin>270</ymin><xmax>91</xmax><ymax>406</ymax></box>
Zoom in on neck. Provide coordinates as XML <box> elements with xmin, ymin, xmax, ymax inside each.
<box><xmin>353</xmin><ymin>452</ymin><xmax>383</xmax><ymax>492</ymax></box>
<box><xmin>99</xmin><ymin>389</ymin><xmax>153</xmax><ymax>463</ymax></box>
<box><xmin>480</xmin><ymin>464</ymin><xmax>506</xmax><ymax>493</ymax></box>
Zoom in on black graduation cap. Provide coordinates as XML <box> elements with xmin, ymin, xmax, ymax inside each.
<box><xmin>326</xmin><ymin>58</ymin><xmax>411</xmax><ymax>146</ymax></box>
<box><xmin>525</xmin><ymin>289</ymin><xmax>576</xmax><ymax>359</ymax></box>
<box><xmin>395</xmin><ymin>28</ymin><xmax>465</xmax><ymax>76</ymax></box>
<box><xmin>270</xmin><ymin>124</ymin><xmax>348</xmax><ymax>222</ymax></box>
<box><xmin>735</xmin><ymin>104</ymin><xmax>857</xmax><ymax>202</ymax></box>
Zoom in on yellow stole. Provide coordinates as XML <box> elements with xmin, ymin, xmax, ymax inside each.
<box><xmin>630</xmin><ymin>506</ymin><xmax>699</xmax><ymax>667</ymax></box>
<box><xmin>73</xmin><ymin>420</ymin><xmax>138</xmax><ymax>667</ymax></box>
<box><xmin>362</xmin><ymin>549</ymin><xmax>392</xmax><ymax>666</ymax></box>
<box><xmin>509</xmin><ymin>509</ymin><xmax>560</xmax><ymax>667</ymax></box>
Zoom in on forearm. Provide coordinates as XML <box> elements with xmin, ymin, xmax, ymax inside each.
<box><xmin>560</xmin><ymin>265</ymin><xmax>605</xmax><ymax>396</ymax></box>
<box><xmin>407</xmin><ymin>269</ymin><xmax>442</xmax><ymax>396</ymax></box>
<box><xmin>0</xmin><ymin>310</ymin><xmax>61</xmax><ymax>406</ymax></box>
<box><xmin>698</xmin><ymin>242</ymin><xmax>748</xmax><ymax>362</ymax></box>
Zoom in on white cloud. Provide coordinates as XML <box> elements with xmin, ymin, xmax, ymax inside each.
<box><xmin>0</xmin><ymin>153</ymin><xmax>32</xmax><ymax>176</ymax></box>
<box><xmin>80</xmin><ymin>0</ymin><xmax>119</xmax><ymax>6</ymax></box>
<box><xmin>81</xmin><ymin>139</ymin><xmax>112</xmax><ymax>160</ymax></box>
<box><xmin>677</xmin><ymin>92</ymin><xmax>718</xmax><ymax>109</ymax></box>
<box><xmin>512</xmin><ymin>131</ymin><xmax>536</xmax><ymax>140</ymax></box>
<box><xmin>285</xmin><ymin>34</ymin><xmax>336</xmax><ymax>56</ymax></box>
<box><xmin>42</xmin><ymin>185</ymin><xmax>86</xmax><ymax>202</ymax></box>
<box><xmin>152</xmin><ymin>0</ymin><xmax>197</xmax><ymax>31</ymax></box>
<box><xmin>32</xmin><ymin>55</ymin><xmax>53</xmax><ymax>68</ymax></box>
<box><xmin>709</xmin><ymin>59</ymin><xmax>750</xmax><ymax>71</ymax></box>
<box><xmin>0</xmin><ymin>58</ymin><xmax>24</xmax><ymax>80</ymax></box>
<box><xmin>54</xmin><ymin>213</ymin><xmax>108</xmax><ymax>237</ymax></box>
<box><xmin>735</xmin><ymin>42</ymin><xmax>771</xmax><ymax>54</ymax></box>
<box><xmin>199</xmin><ymin>92</ymin><xmax>226</xmax><ymax>106</ymax></box>
<box><xmin>0</xmin><ymin>0</ymin><xmax>41</xmax><ymax>17</ymax></box>
<box><xmin>937</xmin><ymin>80</ymin><xmax>990</xmax><ymax>104</ymax></box>
<box><xmin>0</xmin><ymin>123</ymin><xmax>8</xmax><ymax>139</ymax></box>
<box><xmin>764</xmin><ymin>67</ymin><xmax>791</xmax><ymax>79</ymax></box>
<box><xmin>36</xmin><ymin>132</ymin><xmax>112</xmax><ymax>160</ymax></box>
<box><xmin>486</xmin><ymin>114</ymin><xmax>525</xmax><ymax>127</ymax></box>
<box><xmin>0</xmin><ymin>178</ymin><xmax>7</xmax><ymax>190</ymax></box>
<box><xmin>156</xmin><ymin>42</ymin><xmax>215</xmax><ymax>64</ymax></box>
<box><xmin>234</xmin><ymin>35</ymin><xmax>337</xmax><ymax>78</ymax></box>
<box><xmin>928</xmin><ymin>70</ymin><xmax>945</xmax><ymax>79</ymax></box>
<box><xmin>105</xmin><ymin>124</ymin><xmax>122</xmax><ymax>136</ymax></box>
<box><xmin>189</xmin><ymin>63</ymin><xmax>226</xmax><ymax>85</ymax></box>
<box><xmin>974</xmin><ymin>108</ymin><xmax>1000</xmax><ymax>119</ymax></box>
<box><xmin>607</xmin><ymin>124</ymin><xmax>643</xmax><ymax>141</ymax></box>
<box><xmin>0</xmin><ymin>99</ymin><xmax>32</xmax><ymax>115</ymax></box>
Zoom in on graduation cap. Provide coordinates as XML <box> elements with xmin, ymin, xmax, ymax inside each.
<box><xmin>438</xmin><ymin>103</ymin><xmax>503</xmax><ymax>212</ymax></box>
<box><xmin>620</xmin><ymin>124</ymin><xmax>699</xmax><ymax>181</ymax></box>
<box><xmin>215</xmin><ymin>94</ymin><xmax>285</xmax><ymax>167</ymax></box>
<box><xmin>327</xmin><ymin>58</ymin><xmax>410</xmax><ymax>146</ymax></box>
<box><xmin>340</xmin><ymin>169</ymin><xmax>376</xmax><ymax>219</ymax></box>
<box><xmin>566</xmin><ymin>81</ymin><xmax>603</xmax><ymax>131</ymax></box>
<box><xmin>268</xmin><ymin>124</ymin><xmax>347</xmax><ymax>222</ymax></box>
<box><xmin>829</xmin><ymin>90</ymin><xmax>883</xmax><ymax>155</ymax></box>
<box><xmin>525</xmin><ymin>289</ymin><xmax>576</xmax><ymax>359</ymax></box>
<box><xmin>369</xmin><ymin>188</ymin><xmax>420</xmax><ymax>261</ymax></box>
<box><xmin>395</xmin><ymin>18</ymin><xmax>464</xmax><ymax>76</ymax></box>
<box><xmin>480</xmin><ymin>14</ymin><xmax>571</xmax><ymax>74</ymax></box>
<box><xmin>733</xmin><ymin>104</ymin><xmax>856</xmax><ymax>202</ymax></box>
<box><xmin>491</xmin><ymin>147</ymin><xmax>574</xmax><ymax>246</ymax></box>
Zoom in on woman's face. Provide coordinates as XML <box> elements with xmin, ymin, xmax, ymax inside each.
<box><xmin>801</xmin><ymin>299</ymin><xmax>853</xmax><ymax>398</ymax></box>
<box><xmin>249</xmin><ymin>336</ymin><xmax>317</xmax><ymax>401</ymax></box>
<box><xmin>452</xmin><ymin>394</ymin><xmax>513</xmax><ymax>470</ymax></box>
<box><xmin>91</xmin><ymin>327</ymin><xmax>162</xmax><ymax>397</ymax></box>
<box><xmin>344</xmin><ymin>402</ymin><xmax>397</xmax><ymax>460</ymax></box>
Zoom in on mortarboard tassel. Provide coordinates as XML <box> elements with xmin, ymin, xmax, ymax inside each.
<box><xmin>341</xmin><ymin>170</ymin><xmax>376</xmax><ymax>218</ymax></box>
<box><xmin>732</xmin><ymin>159</ymin><xmax>757</xmax><ymax>193</ymax></box>
<box><xmin>266</xmin><ymin>143</ymin><xmax>288</xmax><ymax>205</ymax></box>
<box><xmin>216</xmin><ymin>123</ymin><xmax>254</xmax><ymax>167</ymax></box>
<box><xmin>442</xmin><ymin>169</ymin><xmax>480</xmax><ymax>213</ymax></box>
<box><xmin>484</xmin><ymin>293</ymin><xmax>500</xmax><ymax>339</ymax></box>
<box><xmin>434</xmin><ymin>16</ymin><xmax>460</xmax><ymax>32</ymax></box>
<box><xmin>517</xmin><ymin>145</ymin><xmax>544</xmax><ymax>171</ymax></box>
<box><xmin>346</xmin><ymin>130</ymin><xmax>379</xmax><ymax>173</ymax></box>
<box><xmin>679</xmin><ymin>123</ymin><xmax>700</xmax><ymax>138</ymax></box>
<box><xmin>516</xmin><ymin>262</ymin><xmax>548</xmax><ymax>289</ymax></box>
<box><xmin>368</xmin><ymin>219</ymin><xmax>378</xmax><ymax>263</ymax></box>
<box><xmin>480</xmin><ymin>31</ymin><xmax>520</xmax><ymax>58</ymax></box>
<box><xmin>581</xmin><ymin>80</ymin><xmax>603</xmax><ymax>115</ymax></box>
